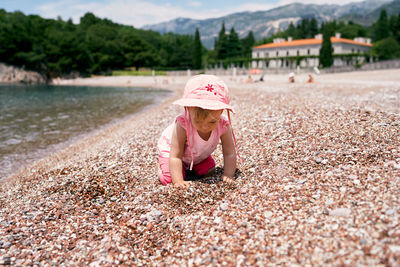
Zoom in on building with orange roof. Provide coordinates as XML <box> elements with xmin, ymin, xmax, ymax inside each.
<box><xmin>252</xmin><ymin>33</ymin><xmax>372</xmax><ymax>69</ymax></box>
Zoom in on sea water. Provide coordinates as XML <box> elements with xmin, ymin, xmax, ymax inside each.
<box><xmin>0</xmin><ymin>84</ymin><xmax>170</xmax><ymax>180</ymax></box>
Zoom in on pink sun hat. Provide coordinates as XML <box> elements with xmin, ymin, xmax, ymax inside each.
<box><xmin>173</xmin><ymin>74</ymin><xmax>235</xmax><ymax>113</ymax></box>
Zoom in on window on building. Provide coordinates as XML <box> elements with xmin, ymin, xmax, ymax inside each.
<box><xmin>297</xmin><ymin>50</ymin><xmax>299</xmax><ymax>56</ymax></box>
<box><xmin>308</xmin><ymin>49</ymin><xmax>310</xmax><ymax>55</ymax></box>
<box><xmin>276</xmin><ymin>51</ymin><xmax>279</xmax><ymax>57</ymax></box>
<box><xmin>266</xmin><ymin>52</ymin><xmax>269</xmax><ymax>58</ymax></box>
<box><xmin>287</xmin><ymin>51</ymin><xmax>289</xmax><ymax>56</ymax></box>
<box><xmin>358</xmin><ymin>49</ymin><xmax>360</xmax><ymax>53</ymax></box>
<box><xmin>257</xmin><ymin>52</ymin><xmax>259</xmax><ymax>58</ymax></box>
<box><xmin>352</xmin><ymin>48</ymin><xmax>354</xmax><ymax>53</ymax></box>
<box><xmin>332</xmin><ymin>48</ymin><xmax>334</xmax><ymax>53</ymax></box>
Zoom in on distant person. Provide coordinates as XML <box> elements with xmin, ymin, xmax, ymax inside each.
<box><xmin>254</xmin><ymin>73</ymin><xmax>264</xmax><ymax>83</ymax></box>
<box><xmin>246</xmin><ymin>75</ymin><xmax>253</xmax><ymax>83</ymax></box>
<box><xmin>307</xmin><ymin>74</ymin><xmax>314</xmax><ymax>83</ymax></box>
<box><xmin>289</xmin><ymin>72</ymin><xmax>295</xmax><ymax>83</ymax></box>
<box><xmin>157</xmin><ymin>75</ymin><xmax>239</xmax><ymax>188</ymax></box>
<box><xmin>259</xmin><ymin>73</ymin><xmax>264</xmax><ymax>82</ymax></box>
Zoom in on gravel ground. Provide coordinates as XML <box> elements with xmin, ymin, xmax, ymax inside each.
<box><xmin>1</xmin><ymin>70</ymin><xmax>399</xmax><ymax>266</ymax></box>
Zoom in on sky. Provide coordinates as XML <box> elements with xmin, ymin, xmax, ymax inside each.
<box><xmin>1</xmin><ymin>0</ymin><xmax>366</xmax><ymax>28</ymax></box>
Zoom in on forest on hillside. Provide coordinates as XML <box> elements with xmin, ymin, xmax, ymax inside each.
<box><xmin>0</xmin><ymin>10</ymin><xmax>254</xmax><ymax>79</ymax></box>
<box><xmin>0</xmin><ymin>9</ymin><xmax>399</xmax><ymax>79</ymax></box>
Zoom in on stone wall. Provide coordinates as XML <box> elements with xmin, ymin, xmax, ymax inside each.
<box><xmin>0</xmin><ymin>63</ymin><xmax>46</xmax><ymax>84</ymax></box>
<box><xmin>203</xmin><ymin>59</ymin><xmax>400</xmax><ymax>76</ymax></box>
<box><xmin>321</xmin><ymin>59</ymin><xmax>400</xmax><ymax>73</ymax></box>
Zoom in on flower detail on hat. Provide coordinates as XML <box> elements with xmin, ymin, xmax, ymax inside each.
<box><xmin>173</xmin><ymin>74</ymin><xmax>234</xmax><ymax>112</ymax></box>
<box><xmin>205</xmin><ymin>84</ymin><xmax>214</xmax><ymax>92</ymax></box>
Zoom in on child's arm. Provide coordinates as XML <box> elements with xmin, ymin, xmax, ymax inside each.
<box><xmin>169</xmin><ymin>122</ymin><xmax>191</xmax><ymax>188</ymax></box>
<box><xmin>220</xmin><ymin>124</ymin><xmax>237</xmax><ymax>182</ymax></box>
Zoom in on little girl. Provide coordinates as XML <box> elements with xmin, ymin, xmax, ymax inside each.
<box><xmin>157</xmin><ymin>74</ymin><xmax>238</xmax><ymax>188</ymax></box>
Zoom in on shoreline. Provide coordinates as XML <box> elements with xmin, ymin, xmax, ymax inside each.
<box><xmin>0</xmin><ymin>69</ymin><xmax>399</xmax><ymax>265</ymax></box>
<box><xmin>0</xmin><ymin>77</ymin><xmax>187</xmax><ymax>185</ymax></box>
<box><xmin>0</xmin><ymin>86</ymin><xmax>173</xmax><ymax>183</ymax></box>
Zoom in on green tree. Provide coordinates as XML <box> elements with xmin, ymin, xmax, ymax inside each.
<box><xmin>160</xmin><ymin>33</ymin><xmax>194</xmax><ymax>69</ymax></box>
<box><xmin>240</xmin><ymin>31</ymin><xmax>255</xmax><ymax>58</ymax></box>
<box><xmin>227</xmin><ymin>27</ymin><xmax>241</xmax><ymax>58</ymax></box>
<box><xmin>397</xmin><ymin>13</ymin><xmax>400</xmax><ymax>43</ymax></box>
<box><xmin>84</xmin><ymin>23</ymin><xmax>123</xmax><ymax>73</ymax></box>
<box><xmin>372</xmin><ymin>37</ymin><xmax>400</xmax><ymax>60</ymax></box>
<box><xmin>79</xmin><ymin>12</ymin><xmax>102</xmax><ymax>30</ymax></box>
<box><xmin>374</xmin><ymin>10</ymin><xmax>390</xmax><ymax>41</ymax></box>
<box><xmin>319</xmin><ymin>25</ymin><xmax>334</xmax><ymax>68</ymax></box>
<box><xmin>389</xmin><ymin>14</ymin><xmax>397</xmax><ymax>37</ymax></box>
<box><xmin>301</xmin><ymin>18</ymin><xmax>310</xmax><ymax>38</ymax></box>
<box><xmin>310</xmin><ymin>18</ymin><xmax>319</xmax><ymax>37</ymax></box>
<box><xmin>119</xmin><ymin>30</ymin><xmax>148</xmax><ymax>68</ymax></box>
<box><xmin>193</xmin><ymin>28</ymin><xmax>202</xmax><ymax>69</ymax></box>
<box><xmin>338</xmin><ymin>22</ymin><xmax>367</xmax><ymax>39</ymax></box>
<box><xmin>295</xmin><ymin>22</ymin><xmax>304</xmax><ymax>39</ymax></box>
<box><xmin>215</xmin><ymin>22</ymin><xmax>228</xmax><ymax>60</ymax></box>
<box><xmin>134</xmin><ymin>50</ymin><xmax>160</xmax><ymax>70</ymax></box>
<box><xmin>389</xmin><ymin>12</ymin><xmax>400</xmax><ymax>44</ymax></box>
<box><xmin>287</xmin><ymin>22</ymin><xmax>296</xmax><ymax>37</ymax></box>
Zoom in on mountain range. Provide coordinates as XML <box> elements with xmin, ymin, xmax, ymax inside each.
<box><xmin>142</xmin><ymin>0</ymin><xmax>400</xmax><ymax>49</ymax></box>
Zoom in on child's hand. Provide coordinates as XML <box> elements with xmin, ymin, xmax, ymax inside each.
<box><xmin>173</xmin><ymin>180</ymin><xmax>192</xmax><ymax>189</ymax></box>
<box><xmin>222</xmin><ymin>175</ymin><xmax>235</xmax><ymax>183</ymax></box>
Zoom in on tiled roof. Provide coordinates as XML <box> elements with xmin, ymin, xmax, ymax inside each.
<box><xmin>253</xmin><ymin>37</ymin><xmax>372</xmax><ymax>49</ymax></box>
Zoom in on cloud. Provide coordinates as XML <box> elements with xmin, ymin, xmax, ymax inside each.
<box><xmin>188</xmin><ymin>1</ymin><xmax>202</xmax><ymax>8</ymax></box>
<box><xmin>224</xmin><ymin>3</ymin><xmax>276</xmax><ymax>14</ymax></box>
<box><xmin>35</xmin><ymin>0</ymin><xmax>366</xmax><ymax>28</ymax></box>
<box><xmin>221</xmin><ymin>0</ymin><xmax>365</xmax><ymax>15</ymax></box>
<box><xmin>278</xmin><ymin>0</ymin><xmax>365</xmax><ymax>4</ymax></box>
<box><xmin>36</xmin><ymin>0</ymin><xmax>103</xmax><ymax>23</ymax></box>
<box><xmin>37</xmin><ymin>0</ymin><xmax>218</xmax><ymax>27</ymax></box>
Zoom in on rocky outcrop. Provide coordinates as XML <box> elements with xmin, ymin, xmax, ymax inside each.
<box><xmin>0</xmin><ymin>63</ymin><xmax>46</xmax><ymax>84</ymax></box>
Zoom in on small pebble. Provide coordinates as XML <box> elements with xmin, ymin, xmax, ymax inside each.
<box><xmin>385</xmin><ymin>209</ymin><xmax>396</xmax><ymax>215</ymax></box>
<box><xmin>214</xmin><ymin>217</ymin><xmax>222</xmax><ymax>224</ymax></box>
<box><xmin>220</xmin><ymin>203</ymin><xmax>229</xmax><ymax>211</ymax></box>
<box><xmin>297</xmin><ymin>179</ymin><xmax>307</xmax><ymax>185</ymax></box>
<box><xmin>329</xmin><ymin>208</ymin><xmax>352</xmax><ymax>217</ymax></box>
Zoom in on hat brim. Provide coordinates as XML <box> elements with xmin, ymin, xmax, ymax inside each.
<box><xmin>173</xmin><ymin>98</ymin><xmax>235</xmax><ymax>113</ymax></box>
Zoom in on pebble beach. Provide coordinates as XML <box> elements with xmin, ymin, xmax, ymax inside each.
<box><xmin>0</xmin><ymin>69</ymin><xmax>399</xmax><ymax>265</ymax></box>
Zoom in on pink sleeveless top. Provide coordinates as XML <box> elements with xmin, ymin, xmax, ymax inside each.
<box><xmin>157</xmin><ymin>114</ymin><xmax>228</xmax><ymax>166</ymax></box>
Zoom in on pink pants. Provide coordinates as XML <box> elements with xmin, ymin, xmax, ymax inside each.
<box><xmin>159</xmin><ymin>156</ymin><xmax>215</xmax><ymax>185</ymax></box>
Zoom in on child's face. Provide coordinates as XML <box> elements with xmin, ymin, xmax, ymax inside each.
<box><xmin>190</xmin><ymin>109</ymin><xmax>223</xmax><ymax>135</ymax></box>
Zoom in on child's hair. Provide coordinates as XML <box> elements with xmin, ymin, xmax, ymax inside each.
<box><xmin>190</xmin><ymin>107</ymin><xmax>222</xmax><ymax>121</ymax></box>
